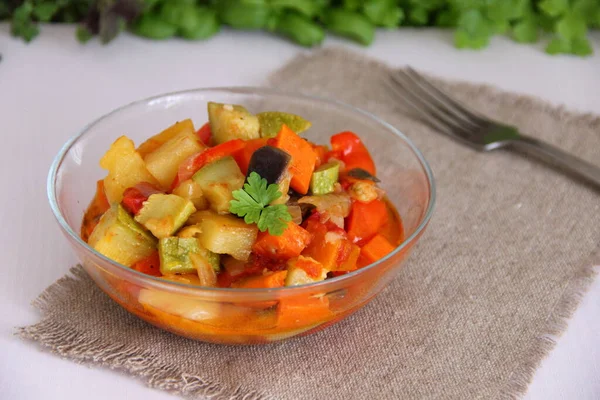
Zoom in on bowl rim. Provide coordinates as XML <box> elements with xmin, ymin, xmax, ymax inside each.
<box><xmin>48</xmin><ymin>86</ymin><xmax>436</xmax><ymax>295</ymax></box>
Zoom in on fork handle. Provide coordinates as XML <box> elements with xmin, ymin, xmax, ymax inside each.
<box><xmin>511</xmin><ymin>135</ymin><xmax>600</xmax><ymax>188</ymax></box>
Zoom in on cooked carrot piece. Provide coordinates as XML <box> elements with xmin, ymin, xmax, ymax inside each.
<box><xmin>346</xmin><ymin>198</ymin><xmax>388</xmax><ymax>243</ymax></box>
<box><xmin>302</xmin><ymin>219</ymin><xmax>358</xmax><ymax>271</ymax></box>
<box><xmin>272</xmin><ymin>124</ymin><xmax>316</xmax><ymax>194</ymax></box>
<box><xmin>338</xmin><ymin>242</ymin><xmax>360</xmax><ymax>272</ymax></box>
<box><xmin>359</xmin><ymin>234</ymin><xmax>396</xmax><ymax>266</ymax></box>
<box><xmin>131</xmin><ymin>251</ymin><xmax>162</xmax><ymax>277</ymax></box>
<box><xmin>294</xmin><ymin>256</ymin><xmax>324</xmax><ymax>278</ymax></box>
<box><xmin>252</xmin><ymin>221</ymin><xmax>312</xmax><ymax>260</ymax></box>
<box><xmin>277</xmin><ymin>295</ymin><xmax>331</xmax><ymax>330</ymax></box>
<box><xmin>311</xmin><ymin>144</ymin><xmax>329</xmax><ymax>168</ymax></box>
<box><xmin>231</xmin><ymin>270</ymin><xmax>288</xmax><ymax>289</ymax></box>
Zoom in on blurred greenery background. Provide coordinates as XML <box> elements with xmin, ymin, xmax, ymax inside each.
<box><xmin>2</xmin><ymin>0</ymin><xmax>599</xmax><ymax>56</ymax></box>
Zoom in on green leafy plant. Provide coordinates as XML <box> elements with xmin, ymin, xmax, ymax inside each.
<box><xmin>3</xmin><ymin>0</ymin><xmax>599</xmax><ymax>56</ymax></box>
<box><xmin>229</xmin><ymin>172</ymin><xmax>292</xmax><ymax>236</ymax></box>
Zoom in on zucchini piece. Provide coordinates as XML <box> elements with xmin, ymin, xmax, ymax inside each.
<box><xmin>310</xmin><ymin>161</ymin><xmax>340</xmax><ymax>195</ymax></box>
<box><xmin>257</xmin><ymin>111</ymin><xmax>312</xmax><ymax>138</ymax></box>
<box><xmin>207</xmin><ymin>102</ymin><xmax>260</xmax><ymax>144</ymax></box>
<box><xmin>195</xmin><ymin>211</ymin><xmax>258</xmax><ymax>261</ymax></box>
<box><xmin>135</xmin><ymin>194</ymin><xmax>196</xmax><ymax>239</ymax></box>
<box><xmin>88</xmin><ymin>204</ymin><xmax>157</xmax><ymax>266</ymax></box>
<box><xmin>144</xmin><ymin>128</ymin><xmax>205</xmax><ymax>188</ymax></box>
<box><xmin>192</xmin><ymin>156</ymin><xmax>245</xmax><ymax>213</ymax></box>
<box><xmin>285</xmin><ymin>256</ymin><xmax>327</xmax><ymax>286</ymax></box>
<box><xmin>158</xmin><ymin>237</ymin><xmax>219</xmax><ymax>275</ymax></box>
<box><xmin>100</xmin><ymin>136</ymin><xmax>160</xmax><ymax>203</ymax></box>
<box><xmin>139</xmin><ymin>279</ymin><xmax>221</xmax><ymax>321</ymax></box>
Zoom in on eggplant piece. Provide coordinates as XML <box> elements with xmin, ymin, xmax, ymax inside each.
<box><xmin>347</xmin><ymin>168</ymin><xmax>381</xmax><ymax>183</ymax></box>
<box><xmin>246</xmin><ymin>146</ymin><xmax>291</xmax><ymax>185</ymax></box>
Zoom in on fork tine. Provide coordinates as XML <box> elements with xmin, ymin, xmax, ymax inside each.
<box><xmin>404</xmin><ymin>67</ymin><xmax>488</xmax><ymax>127</ymax></box>
<box><xmin>389</xmin><ymin>72</ymin><xmax>476</xmax><ymax>138</ymax></box>
<box><xmin>394</xmin><ymin>69</ymin><xmax>482</xmax><ymax>131</ymax></box>
<box><xmin>384</xmin><ymin>77</ymin><xmax>475</xmax><ymax>144</ymax></box>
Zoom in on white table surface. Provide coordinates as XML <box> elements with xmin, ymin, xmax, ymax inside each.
<box><xmin>0</xmin><ymin>25</ymin><xmax>598</xmax><ymax>400</ymax></box>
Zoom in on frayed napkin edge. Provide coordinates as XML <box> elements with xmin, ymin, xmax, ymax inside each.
<box><xmin>17</xmin><ymin>266</ymin><xmax>275</xmax><ymax>400</ymax></box>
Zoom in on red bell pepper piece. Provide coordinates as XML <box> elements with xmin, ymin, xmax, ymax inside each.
<box><xmin>330</xmin><ymin>131</ymin><xmax>376</xmax><ymax>175</ymax></box>
<box><xmin>196</xmin><ymin>122</ymin><xmax>212</xmax><ymax>145</ymax></box>
<box><xmin>171</xmin><ymin>139</ymin><xmax>245</xmax><ymax>190</ymax></box>
<box><xmin>346</xmin><ymin>198</ymin><xmax>388</xmax><ymax>243</ymax></box>
<box><xmin>131</xmin><ymin>251</ymin><xmax>162</xmax><ymax>277</ymax></box>
<box><xmin>121</xmin><ymin>182</ymin><xmax>163</xmax><ymax>215</ymax></box>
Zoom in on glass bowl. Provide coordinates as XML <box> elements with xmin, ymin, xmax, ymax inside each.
<box><xmin>48</xmin><ymin>87</ymin><xmax>435</xmax><ymax>344</ymax></box>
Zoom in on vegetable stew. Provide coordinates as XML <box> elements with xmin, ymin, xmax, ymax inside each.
<box><xmin>81</xmin><ymin>102</ymin><xmax>404</xmax><ymax>339</ymax></box>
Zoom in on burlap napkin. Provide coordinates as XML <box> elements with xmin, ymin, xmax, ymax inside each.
<box><xmin>21</xmin><ymin>48</ymin><xmax>599</xmax><ymax>400</ymax></box>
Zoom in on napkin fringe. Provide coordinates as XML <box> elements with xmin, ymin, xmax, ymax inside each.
<box><xmin>499</xmin><ymin>250</ymin><xmax>599</xmax><ymax>399</ymax></box>
<box><xmin>18</xmin><ymin>266</ymin><xmax>272</xmax><ymax>400</ymax></box>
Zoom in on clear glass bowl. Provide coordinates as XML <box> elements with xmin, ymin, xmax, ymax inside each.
<box><xmin>48</xmin><ymin>87</ymin><xmax>435</xmax><ymax>344</ymax></box>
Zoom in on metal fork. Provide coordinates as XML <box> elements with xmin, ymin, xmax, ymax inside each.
<box><xmin>387</xmin><ymin>67</ymin><xmax>600</xmax><ymax>188</ymax></box>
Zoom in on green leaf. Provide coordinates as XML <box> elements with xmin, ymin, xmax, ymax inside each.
<box><xmin>229</xmin><ymin>172</ymin><xmax>291</xmax><ymax>236</ymax></box>
<box><xmin>230</xmin><ymin>190</ymin><xmax>262</xmax><ymax>224</ymax></box>
<box><xmin>342</xmin><ymin>0</ymin><xmax>362</xmax><ymax>11</ymax></box>
<box><xmin>11</xmin><ymin>2</ymin><xmax>40</xmax><ymax>42</ymax></box>
<box><xmin>510</xmin><ymin>0</ymin><xmax>532</xmax><ymax>20</ymax></box>
<box><xmin>556</xmin><ymin>13</ymin><xmax>587</xmax><ymax>40</ymax></box>
<box><xmin>436</xmin><ymin>9</ymin><xmax>459</xmax><ymax>27</ymax></box>
<box><xmin>409</xmin><ymin>6</ymin><xmax>430</xmax><ymax>25</ymax></box>
<box><xmin>512</xmin><ymin>18</ymin><xmax>538</xmax><ymax>42</ymax></box>
<box><xmin>244</xmin><ymin>172</ymin><xmax>277</xmax><ymax>206</ymax></box>
<box><xmin>33</xmin><ymin>2</ymin><xmax>59</xmax><ymax>22</ymax></box>
<box><xmin>132</xmin><ymin>12</ymin><xmax>177</xmax><ymax>39</ymax></box>
<box><xmin>571</xmin><ymin>37</ymin><xmax>593</xmax><ymax>56</ymax></box>
<box><xmin>572</xmin><ymin>0</ymin><xmax>599</xmax><ymax>22</ymax></box>
<box><xmin>270</xmin><ymin>0</ymin><xmax>320</xmax><ymax>18</ymax></box>
<box><xmin>218</xmin><ymin>0</ymin><xmax>271</xmax><ymax>29</ymax></box>
<box><xmin>537</xmin><ymin>13</ymin><xmax>556</xmax><ymax>32</ymax></box>
<box><xmin>76</xmin><ymin>25</ymin><xmax>94</xmax><ymax>43</ymax></box>
<box><xmin>324</xmin><ymin>9</ymin><xmax>375</xmax><ymax>45</ymax></box>
<box><xmin>485</xmin><ymin>0</ymin><xmax>514</xmax><ymax>24</ymax></box>
<box><xmin>178</xmin><ymin>7</ymin><xmax>220</xmax><ymax>40</ymax></box>
<box><xmin>538</xmin><ymin>0</ymin><xmax>569</xmax><ymax>17</ymax></box>
<box><xmin>545</xmin><ymin>36</ymin><xmax>571</xmax><ymax>54</ymax></box>
<box><xmin>257</xmin><ymin>204</ymin><xmax>292</xmax><ymax>236</ymax></box>
<box><xmin>275</xmin><ymin>12</ymin><xmax>325</xmax><ymax>47</ymax></box>
<box><xmin>362</xmin><ymin>0</ymin><xmax>403</xmax><ymax>28</ymax></box>
<box><xmin>458</xmin><ymin>9</ymin><xmax>487</xmax><ymax>36</ymax></box>
<box><xmin>454</xmin><ymin>29</ymin><xmax>490</xmax><ymax>49</ymax></box>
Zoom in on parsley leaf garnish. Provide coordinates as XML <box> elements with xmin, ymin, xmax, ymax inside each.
<box><xmin>229</xmin><ymin>172</ymin><xmax>292</xmax><ymax>236</ymax></box>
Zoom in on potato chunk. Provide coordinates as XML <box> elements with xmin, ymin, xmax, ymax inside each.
<box><xmin>100</xmin><ymin>136</ymin><xmax>160</xmax><ymax>203</ymax></box>
<box><xmin>144</xmin><ymin>128</ymin><xmax>205</xmax><ymax>188</ymax></box>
